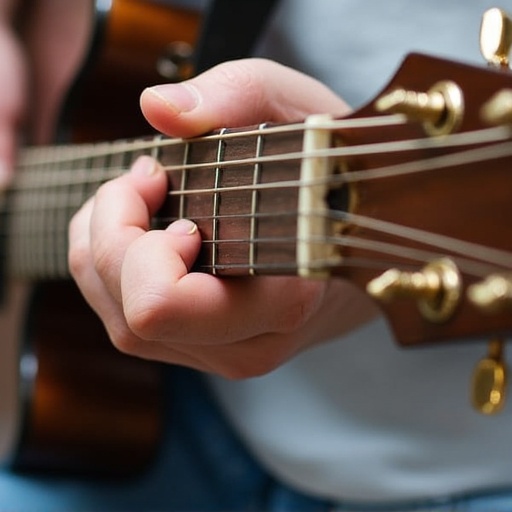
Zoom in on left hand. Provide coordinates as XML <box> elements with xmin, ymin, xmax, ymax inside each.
<box><xmin>69</xmin><ymin>59</ymin><xmax>378</xmax><ymax>378</ymax></box>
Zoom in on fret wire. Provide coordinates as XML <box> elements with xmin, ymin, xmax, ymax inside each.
<box><xmin>179</xmin><ymin>142</ymin><xmax>190</xmax><ymax>219</ymax></box>
<box><xmin>212</xmin><ymin>129</ymin><xmax>227</xmax><ymax>275</ymax></box>
<box><xmin>249</xmin><ymin>124</ymin><xmax>266</xmax><ymax>276</ymax></box>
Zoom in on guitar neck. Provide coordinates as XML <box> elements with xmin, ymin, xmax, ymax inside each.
<box><xmin>6</xmin><ymin>115</ymin><xmax>339</xmax><ymax>281</ymax></box>
<box><xmin>6</xmin><ymin>52</ymin><xmax>512</xmax><ymax>348</ymax></box>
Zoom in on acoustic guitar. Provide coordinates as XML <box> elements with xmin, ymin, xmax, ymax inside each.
<box><xmin>0</xmin><ymin>0</ymin><xmax>199</xmax><ymax>477</ymax></box>
<box><xmin>2</xmin><ymin>2</ymin><xmax>512</xmax><ymax>479</ymax></box>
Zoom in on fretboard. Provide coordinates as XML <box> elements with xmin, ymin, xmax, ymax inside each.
<box><xmin>4</xmin><ymin>116</ymin><xmax>339</xmax><ymax>281</ymax></box>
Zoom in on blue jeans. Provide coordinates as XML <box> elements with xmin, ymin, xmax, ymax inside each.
<box><xmin>1</xmin><ymin>366</ymin><xmax>512</xmax><ymax>511</ymax></box>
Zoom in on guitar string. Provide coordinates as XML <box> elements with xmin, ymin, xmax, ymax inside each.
<box><xmin>6</xmin><ymin>160</ymin><xmax>511</xmax><ymax>274</ymax></box>
<box><xmin>194</xmin><ymin>236</ymin><xmax>499</xmax><ymax>279</ymax></box>
<box><xmin>14</xmin><ymin>124</ymin><xmax>511</xmax><ymax>187</ymax></box>
<box><xmin>5</xmin><ymin>199</ymin><xmax>510</xmax><ymax>279</ymax></box>
<box><xmin>11</xmin><ymin>134</ymin><xmax>512</xmax><ymax>246</ymax></box>
<box><xmin>6</xmin><ymin>121</ymin><xmax>512</xmax><ymax>276</ymax></box>
<box><xmin>151</xmin><ymin>214</ymin><xmax>510</xmax><ymax>278</ymax></box>
<box><xmin>17</xmin><ymin>114</ymin><xmax>408</xmax><ymax>166</ymax></box>
<box><xmin>9</xmin><ymin>137</ymin><xmax>512</xmax><ymax>211</ymax></box>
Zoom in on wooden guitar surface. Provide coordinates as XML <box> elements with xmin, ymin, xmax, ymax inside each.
<box><xmin>0</xmin><ymin>0</ymin><xmax>200</xmax><ymax>478</ymax></box>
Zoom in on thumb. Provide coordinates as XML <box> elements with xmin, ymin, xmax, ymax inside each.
<box><xmin>140</xmin><ymin>58</ymin><xmax>350</xmax><ymax>138</ymax></box>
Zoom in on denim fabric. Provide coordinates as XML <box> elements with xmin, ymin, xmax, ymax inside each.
<box><xmin>0</xmin><ymin>367</ymin><xmax>330</xmax><ymax>512</ymax></box>
<box><xmin>0</xmin><ymin>366</ymin><xmax>511</xmax><ymax>512</ymax></box>
<box><xmin>331</xmin><ymin>492</ymin><xmax>512</xmax><ymax>512</ymax></box>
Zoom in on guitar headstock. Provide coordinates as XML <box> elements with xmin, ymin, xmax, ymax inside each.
<box><xmin>320</xmin><ymin>8</ymin><xmax>512</xmax><ymax>413</ymax></box>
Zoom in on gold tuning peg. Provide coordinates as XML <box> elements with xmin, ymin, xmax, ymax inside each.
<box><xmin>480</xmin><ymin>7</ymin><xmax>512</xmax><ymax>67</ymax></box>
<box><xmin>472</xmin><ymin>338</ymin><xmax>508</xmax><ymax>415</ymax></box>
<box><xmin>366</xmin><ymin>258</ymin><xmax>461</xmax><ymax>323</ymax></box>
<box><xmin>374</xmin><ymin>81</ymin><xmax>464</xmax><ymax>136</ymax></box>
<box><xmin>480</xmin><ymin>89</ymin><xmax>512</xmax><ymax>125</ymax></box>
<box><xmin>467</xmin><ymin>273</ymin><xmax>512</xmax><ymax>313</ymax></box>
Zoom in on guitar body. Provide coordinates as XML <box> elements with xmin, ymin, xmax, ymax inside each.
<box><xmin>0</xmin><ymin>0</ymin><xmax>200</xmax><ymax>477</ymax></box>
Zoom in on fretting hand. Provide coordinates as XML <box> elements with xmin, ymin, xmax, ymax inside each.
<box><xmin>69</xmin><ymin>59</ymin><xmax>378</xmax><ymax>378</ymax></box>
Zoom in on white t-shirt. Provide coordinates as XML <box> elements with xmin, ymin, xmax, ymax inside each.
<box><xmin>208</xmin><ymin>0</ymin><xmax>512</xmax><ymax>504</ymax></box>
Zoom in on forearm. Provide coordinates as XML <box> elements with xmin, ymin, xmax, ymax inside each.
<box><xmin>0</xmin><ymin>0</ymin><xmax>26</xmax><ymax>183</ymax></box>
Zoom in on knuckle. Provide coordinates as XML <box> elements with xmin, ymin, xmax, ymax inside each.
<box><xmin>67</xmin><ymin>243</ymin><xmax>88</xmax><ymax>279</ymax></box>
<box><xmin>108</xmin><ymin>322</ymin><xmax>144</xmax><ymax>357</ymax></box>
<box><xmin>68</xmin><ymin>230</ymin><xmax>90</xmax><ymax>280</ymax></box>
<box><xmin>90</xmin><ymin>183</ymin><xmax>122</xmax><ymax>279</ymax></box>
<box><xmin>124</xmin><ymin>290</ymin><xmax>175</xmax><ymax>341</ymax></box>
<box><xmin>93</xmin><ymin>241</ymin><xmax>119</xmax><ymax>281</ymax></box>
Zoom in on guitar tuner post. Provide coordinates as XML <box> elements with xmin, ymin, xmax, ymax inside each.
<box><xmin>374</xmin><ymin>81</ymin><xmax>464</xmax><ymax>136</ymax></box>
<box><xmin>366</xmin><ymin>258</ymin><xmax>461</xmax><ymax>323</ymax></box>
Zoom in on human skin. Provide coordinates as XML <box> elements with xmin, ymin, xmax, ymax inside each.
<box><xmin>68</xmin><ymin>58</ymin><xmax>380</xmax><ymax>379</ymax></box>
<box><xmin>0</xmin><ymin>5</ymin><xmax>379</xmax><ymax>380</ymax></box>
<box><xmin>0</xmin><ymin>0</ymin><xmax>91</xmax><ymax>181</ymax></box>
<box><xmin>0</xmin><ymin>0</ymin><xmax>26</xmax><ymax>186</ymax></box>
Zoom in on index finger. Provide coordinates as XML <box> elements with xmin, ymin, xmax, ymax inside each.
<box><xmin>90</xmin><ymin>155</ymin><xmax>168</xmax><ymax>302</ymax></box>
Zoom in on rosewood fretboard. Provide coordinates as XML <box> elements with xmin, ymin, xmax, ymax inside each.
<box><xmin>5</xmin><ymin>119</ymin><xmax>336</xmax><ymax>281</ymax></box>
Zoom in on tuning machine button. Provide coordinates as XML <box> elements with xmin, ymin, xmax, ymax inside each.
<box><xmin>467</xmin><ymin>273</ymin><xmax>512</xmax><ymax>313</ymax></box>
<box><xmin>481</xmin><ymin>89</ymin><xmax>512</xmax><ymax>125</ymax></box>
<box><xmin>366</xmin><ymin>258</ymin><xmax>461</xmax><ymax>323</ymax></box>
<box><xmin>480</xmin><ymin>8</ymin><xmax>512</xmax><ymax>68</ymax></box>
<box><xmin>472</xmin><ymin>338</ymin><xmax>508</xmax><ymax>414</ymax></box>
<box><xmin>374</xmin><ymin>81</ymin><xmax>464</xmax><ymax>136</ymax></box>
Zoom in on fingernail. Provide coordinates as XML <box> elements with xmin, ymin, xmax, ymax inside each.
<box><xmin>131</xmin><ymin>155</ymin><xmax>161</xmax><ymax>176</ymax></box>
<box><xmin>145</xmin><ymin>83</ymin><xmax>200</xmax><ymax>114</ymax></box>
<box><xmin>167</xmin><ymin>218</ymin><xmax>198</xmax><ymax>235</ymax></box>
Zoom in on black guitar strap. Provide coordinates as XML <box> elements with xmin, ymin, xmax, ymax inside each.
<box><xmin>193</xmin><ymin>0</ymin><xmax>279</xmax><ymax>73</ymax></box>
